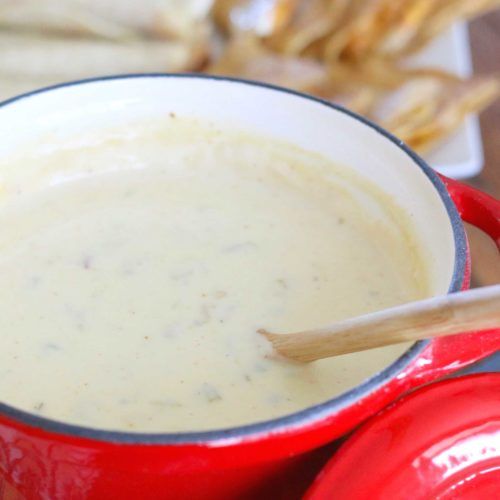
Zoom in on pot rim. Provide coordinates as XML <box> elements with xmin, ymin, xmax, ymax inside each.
<box><xmin>0</xmin><ymin>73</ymin><xmax>467</xmax><ymax>445</ymax></box>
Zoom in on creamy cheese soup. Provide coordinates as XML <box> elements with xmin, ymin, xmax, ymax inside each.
<box><xmin>0</xmin><ymin>117</ymin><xmax>428</xmax><ymax>432</ymax></box>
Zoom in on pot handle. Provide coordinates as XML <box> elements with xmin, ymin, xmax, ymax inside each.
<box><xmin>407</xmin><ymin>175</ymin><xmax>500</xmax><ymax>381</ymax></box>
<box><xmin>439</xmin><ymin>174</ymin><xmax>500</xmax><ymax>250</ymax></box>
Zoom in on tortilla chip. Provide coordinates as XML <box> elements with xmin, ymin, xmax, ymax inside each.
<box><xmin>265</xmin><ymin>0</ymin><xmax>350</xmax><ymax>55</ymax></box>
<box><xmin>376</xmin><ymin>0</ymin><xmax>438</xmax><ymax>57</ymax></box>
<box><xmin>209</xmin><ymin>35</ymin><xmax>335</xmax><ymax>96</ymax></box>
<box><xmin>375</xmin><ymin>74</ymin><xmax>500</xmax><ymax>152</ymax></box>
<box><xmin>0</xmin><ymin>0</ymin><xmax>140</xmax><ymax>40</ymax></box>
<box><xmin>0</xmin><ymin>0</ymin><xmax>214</xmax><ymax>42</ymax></box>
<box><xmin>410</xmin><ymin>0</ymin><xmax>500</xmax><ymax>53</ymax></box>
<box><xmin>0</xmin><ymin>33</ymin><xmax>206</xmax><ymax>81</ymax></box>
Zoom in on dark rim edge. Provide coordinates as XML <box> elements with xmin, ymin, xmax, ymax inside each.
<box><xmin>0</xmin><ymin>73</ymin><xmax>467</xmax><ymax>445</ymax></box>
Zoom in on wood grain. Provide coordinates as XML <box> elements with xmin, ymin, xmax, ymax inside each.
<box><xmin>467</xmin><ymin>13</ymin><xmax>500</xmax><ymax>287</ymax></box>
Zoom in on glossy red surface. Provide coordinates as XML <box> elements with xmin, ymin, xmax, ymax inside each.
<box><xmin>0</xmin><ymin>163</ymin><xmax>499</xmax><ymax>499</ymax></box>
<box><xmin>305</xmin><ymin>373</ymin><xmax>500</xmax><ymax>500</ymax></box>
<box><xmin>440</xmin><ymin>174</ymin><xmax>500</xmax><ymax>250</ymax></box>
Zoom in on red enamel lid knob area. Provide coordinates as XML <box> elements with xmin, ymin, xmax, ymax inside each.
<box><xmin>305</xmin><ymin>373</ymin><xmax>500</xmax><ymax>500</ymax></box>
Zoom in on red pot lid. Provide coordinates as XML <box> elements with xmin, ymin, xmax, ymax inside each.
<box><xmin>305</xmin><ymin>373</ymin><xmax>500</xmax><ymax>500</ymax></box>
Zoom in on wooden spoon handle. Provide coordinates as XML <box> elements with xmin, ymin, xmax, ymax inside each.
<box><xmin>260</xmin><ymin>285</ymin><xmax>500</xmax><ymax>362</ymax></box>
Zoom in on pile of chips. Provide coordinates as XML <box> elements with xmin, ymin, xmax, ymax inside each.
<box><xmin>210</xmin><ymin>0</ymin><xmax>500</xmax><ymax>152</ymax></box>
<box><xmin>0</xmin><ymin>0</ymin><xmax>498</xmax><ymax>153</ymax></box>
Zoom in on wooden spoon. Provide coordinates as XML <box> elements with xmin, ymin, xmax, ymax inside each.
<box><xmin>259</xmin><ymin>284</ymin><xmax>500</xmax><ymax>363</ymax></box>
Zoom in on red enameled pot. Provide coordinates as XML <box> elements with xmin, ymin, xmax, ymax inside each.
<box><xmin>0</xmin><ymin>75</ymin><xmax>498</xmax><ymax>500</ymax></box>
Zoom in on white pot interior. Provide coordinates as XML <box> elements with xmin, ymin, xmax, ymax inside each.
<box><xmin>0</xmin><ymin>76</ymin><xmax>458</xmax><ymax>296</ymax></box>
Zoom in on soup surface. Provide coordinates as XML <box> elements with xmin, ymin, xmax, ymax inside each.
<box><xmin>0</xmin><ymin>118</ymin><xmax>427</xmax><ymax>432</ymax></box>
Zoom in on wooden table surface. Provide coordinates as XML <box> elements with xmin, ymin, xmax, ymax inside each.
<box><xmin>463</xmin><ymin>11</ymin><xmax>500</xmax><ymax>373</ymax></box>
<box><xmin>467</xmin><ymin>12</ymin><xmax>500</xmax><ymax>287</ymax></box>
